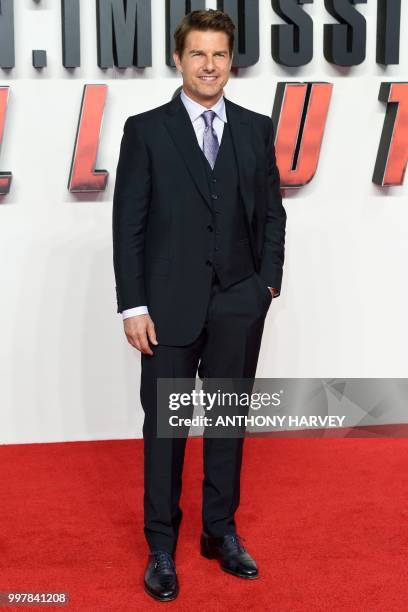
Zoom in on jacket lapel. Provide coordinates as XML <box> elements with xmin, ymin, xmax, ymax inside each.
<box><xmin>164</xmin><ymin>93</ymin><xmax>212</xmax><ymax>210</ymax></box>
<box><xmin>225</xmin><ymin>97</ymin><xmax>256</xmax><ymax>221</ymax></box>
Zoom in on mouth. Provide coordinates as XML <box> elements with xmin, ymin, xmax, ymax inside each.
<box><xmin>198</xmin><ymin>75</ymin><xmax>218</xmax><ymax>82</ymax></box>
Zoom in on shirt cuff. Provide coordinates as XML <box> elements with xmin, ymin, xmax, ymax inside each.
<box><xmin>122</xmin><ymin>306</ymin><xmax>149</xmax><ymax>319</ymax></box>
<box><xmin>267</xmin><ymin>287</ymin><xmax>279</xmax><ymax>298</ymax></box>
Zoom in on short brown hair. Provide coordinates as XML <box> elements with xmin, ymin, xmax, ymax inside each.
<box><xmin>174</xmin><ymin>9</ymin><xmax>235</xmax><ymax>58</ymax></box>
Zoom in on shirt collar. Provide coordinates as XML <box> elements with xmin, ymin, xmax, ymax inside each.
<box><xmin>180</xmin><ymin>88</ymin><xmax>227</xmax><ymax>124</ymax></box>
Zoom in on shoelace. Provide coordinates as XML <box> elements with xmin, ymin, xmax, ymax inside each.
<box><xmin>152</xmin><ymin>551</ymin><xmax>175</xmax><ymax>574</ymax></box>
<box><xmin>223</xmin><ymin>534</ymin><xmax>246</xmax><ymax>554</ymax></box>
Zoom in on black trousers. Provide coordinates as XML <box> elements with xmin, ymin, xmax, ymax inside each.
<box><xmin>140</xmin><ymin>270</ymin><xmax>272</xmax><ymax>554</ymax></box>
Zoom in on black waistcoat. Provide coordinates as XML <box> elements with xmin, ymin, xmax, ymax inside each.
<box><xmin>198</xmin><ymin>119</ymin><xmax>255</xmax><ymax>288</ymax></box>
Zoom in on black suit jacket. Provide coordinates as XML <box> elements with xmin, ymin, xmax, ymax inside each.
<box><xmin>112</xmin><ymin>92</ymin><xmax>286</xmax><ymax>346</ymax></box>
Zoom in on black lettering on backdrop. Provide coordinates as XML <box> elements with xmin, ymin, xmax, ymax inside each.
<box><xmin>62</xmin><ymin>0</ymin><xmax>81</xmax><ymax>68</ymax></box>
<box><xmin>376</xmin><ymin>0</ymin><xmax>401</xmax><ymax>65</ymax></box>
<box><xmin>0</xmin><ymin>0</ymin><xmax>14</xmax><ymax>69</ymax></box>
<box><xmin>0</xmin><ymin>1</ymin><xmax>404</xmax><ymax>70</ymax></box>
<box><xmin>323</xmin><ymin>0</ymin><xmax>366</xmax><ymax>66</ymax></box>
<box><xmin>96</xmin><ymin>0</ymin><xmax>152</xmax><ymax>68</ymax></box>
<box><xmin>271</xmin><ymin>0</ymin><xmax>313</xmax><ymax>67</ymax></box>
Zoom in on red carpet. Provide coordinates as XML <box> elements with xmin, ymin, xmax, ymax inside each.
<box><xmin>1</xmin><ymin>437</ymin><xmax>408</xmax><ymax>611</ymax></box>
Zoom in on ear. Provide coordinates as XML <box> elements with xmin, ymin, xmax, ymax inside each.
<box><xmin>173</xmin><ymin>51</ymin><xmax>182</xmax><ymax>72</ymax></box>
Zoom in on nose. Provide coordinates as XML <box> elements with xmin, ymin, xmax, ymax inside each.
<box><xmin>203</xmin><ymin>55</ymin><xmax>215</xmax><ymax>71</ymax></box>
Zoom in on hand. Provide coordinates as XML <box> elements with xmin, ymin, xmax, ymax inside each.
<box><xmin>124</xmin><ymin>314</ymin><xmax>158</xmax><ymax>355</ymax></box>
<box><xmin>268</xmin><ymin>287</ymin><xmax>279</xmax><ymax>298</ymax></box>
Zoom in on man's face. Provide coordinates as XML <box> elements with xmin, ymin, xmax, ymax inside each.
<box><xmin>173</xmin><ymin>29</ymin><xmax>233</xmax><ymax>107</ymax></box>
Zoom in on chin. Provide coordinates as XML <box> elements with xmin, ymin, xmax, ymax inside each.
<box><xmin>196</xmin><ymin>85</ymin><xmax>222</xmax><ymax>96</ymax></box>
<box><xmin>200</xmin><ymin>89</ymin><xmax>218</xmax><ymax>96</ymax></box>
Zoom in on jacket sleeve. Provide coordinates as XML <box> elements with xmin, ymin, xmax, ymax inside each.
<box><xmin>112</xmin><ymin>117</ymin><xmax>151</xmax><ymax>313</ymax></box>
<box><xmin>258</xmin><ymin>118</ymin><xmax>287</xmax><ymax>296</ymax></box>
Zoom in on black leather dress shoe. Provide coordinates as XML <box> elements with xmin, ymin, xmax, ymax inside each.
<box><xmin>144</xmin><ymin>550</ymin><xmax>179</xmax><ymax>601</ymax></box>
<box><xmin>200</xmin><ymin>532</ymin><xmax>259</xmax><ymax>579</ymax></box>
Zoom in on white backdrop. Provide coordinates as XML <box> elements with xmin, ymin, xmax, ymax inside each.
<box><xmin>1</xmin><ymin>1</ymin><xmax>407</xmax><ymax>444</ymax></box>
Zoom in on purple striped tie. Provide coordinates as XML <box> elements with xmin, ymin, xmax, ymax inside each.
<box><xmin>202</xmin><ymin>110</ymin><xmax>219</xmax><ymax>169</ymax></box>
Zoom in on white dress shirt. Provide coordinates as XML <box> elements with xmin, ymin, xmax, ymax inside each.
<box><xmin>121</xmin><ymin>89</ymin><xmax>271</xmax><ymax>320</ymax></box>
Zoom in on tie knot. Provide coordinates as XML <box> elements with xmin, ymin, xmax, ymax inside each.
<box><xmin>202</xmin><ymin>110</ymin><xmax>216</xmax><ymax>129</ymax></box>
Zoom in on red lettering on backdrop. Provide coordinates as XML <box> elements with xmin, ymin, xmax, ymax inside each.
<box><xmin>68</xmin><ymin>84</ymin><xmax>108</xmax><ymax>192</ymax></box>
<box><xmin>373</xmin><ymin>82</ymin><xmax>408</xmax><ymax>186</ymax></box>
<box><xmin>0</xmin><ymin>87</ymin><xmax>12</xmax><ymax>196</ymax></box>
<box><xmin>273</xmin><ymin>82</ymin><xmax>333</xmax><ymax>188</ymax></box>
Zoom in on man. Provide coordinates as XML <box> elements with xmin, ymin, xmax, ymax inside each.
<box><xmin>112</xmin><ymin>9</ymin><xmax>286</xmax><ymax>602</ymax></box>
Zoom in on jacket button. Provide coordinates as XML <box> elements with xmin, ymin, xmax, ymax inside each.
<box><xmin>206</xmin><ymin>260</ymin><xmax>212</xmax><ymax>267</ymax></box>
<box><xmin>207</xmin><ymin>224</ymin><xmax>213</xmax><ymax>232</ymax></box>
<box><xmin>211</xmin><ymin>194</ymin><xmax>218</xmax><ymax>200</ymax></box>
